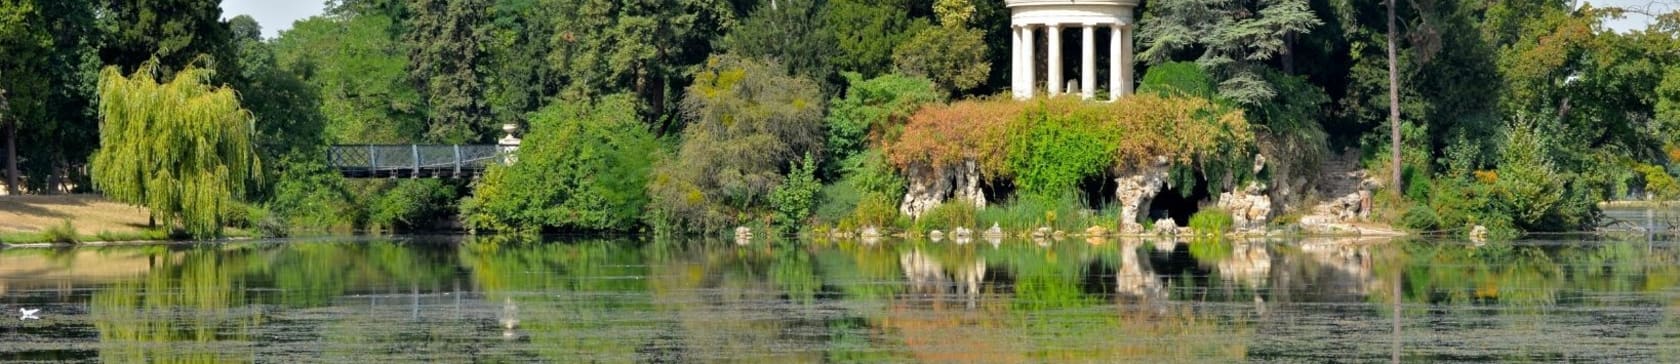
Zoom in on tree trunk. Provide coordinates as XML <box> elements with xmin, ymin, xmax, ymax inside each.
<box><xmin>1386</xmin><ymin>0</ymin><xmax>1403</xmax><ymax>196</ymax></box>
<box><xmin>4</xmin><ymin>119</ymin><xmax>18</xmax><ymax>196</ymax></box>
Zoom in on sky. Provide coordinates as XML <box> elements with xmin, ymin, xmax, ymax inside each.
<box><xmin>221</xmin><ymin>0</ymin><xmax>1673</xmax><ymax>40</ymax></box>
<box><xmin>219</xmin><ymin>0</ymin><xmax>327</xmax><ymax>39</ymax></box>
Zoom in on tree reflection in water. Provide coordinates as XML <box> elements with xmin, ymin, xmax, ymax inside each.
<box><xmin>4</xmin><ymin>235</ymin><xmax>1680</xmax><ymax>361</ymax></box>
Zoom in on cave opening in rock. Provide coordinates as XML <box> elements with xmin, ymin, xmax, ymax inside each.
<box><xmin>1080</xmin><ymin>174</ymin><xmax>1118</xmax><ymax>210</ymax></box>
<box><xmin>1148</xmin><ymin>177</ymin><xmax>1210</xmax><ymax>226</ymax></box>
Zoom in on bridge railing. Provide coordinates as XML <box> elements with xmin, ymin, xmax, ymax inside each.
<box><xmin>328</xmin><ymin>145</ymin><xmax>504</xmax><ymax>176</ymax></box>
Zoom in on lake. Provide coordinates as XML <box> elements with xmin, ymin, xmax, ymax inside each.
<box><xmin>3</xmin><ymin>231</ymin><xmax>1680</xmax><ymax>362</ymax></box>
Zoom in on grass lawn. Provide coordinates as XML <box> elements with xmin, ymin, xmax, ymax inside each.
<box><xmin>0</xmin><ymin>194</ymin><xmax>249</xmax><ymax>244</ymax></box>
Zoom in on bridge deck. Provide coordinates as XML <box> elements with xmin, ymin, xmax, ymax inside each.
<box><xmin>329</xmin><ymin>145</ymin><xmax>505</xmax><ymax>178</ymax></box>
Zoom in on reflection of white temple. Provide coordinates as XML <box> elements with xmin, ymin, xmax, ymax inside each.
<box><xmin>1007</xmin><ymin>0</ymin><xmax>1139</xmax><ymax>100</ymax></box>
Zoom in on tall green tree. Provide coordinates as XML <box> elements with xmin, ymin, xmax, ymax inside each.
<box><xmin>890</xmin><ymin>0</ymin><xmax>988</xmax><ymax>94</ymax></box>
<box><xmin>461</xmin><ymin>94</ymin><xmax>656</xmax><ymax>234</ymax></box>
<box><xmin>484</xmin><ymin>0</ymin><xmax>561</xmax><ymax>127</ymax></box>
<box><xmin>546</xmin><ymin>0</ymin><xmax>737</xmax><ymax>135</ymax></box>
<box><xmin>647</xmin><ymin>55</ymin><xmax>826</xmax><ymax>232</ymax></box>
<box><xmin>228</xmin><ymin>16</ymin><xmax>327</xmax><ymax>162</ymax></box>
<box><xmin>822</xmin><ymin>0</ymin><xmax>928</xmax><ymax>78</ymax></box>
<box><xmin>91</xmin><ymin>64</ymin><xmax>261</xmax><ymax>238</ymax></box>
<box><xmin>0</xmin><ymin>0</ymin><xmax>49</xmax><ymax>195</ymax></box>
<box><xmin>406</xmin><ymin>0</ymin><xmax>493</xmax><ymax>143</ymax></box>
<box><xmin>98</xmin><ymin>0</ymin><xmax>232</xmax><ymax>77</ymax></box>
<box><xmin>23</xmin><ymin>0</ymin><xmax>102</xmax><ymax>193</ymax></box>
<box><xmin>1138</xmin><ymin>0</ymin><xmax>1323</xmax><ymax>105</ymax></box>
<box><xmin>274</xmin><ymin>14</ymin><xmax>425</xmax><ymax>143</ymax></box>
<box><xmin>723</xmin><ymin>0</ymin><xmax>839</xmax><ymax>91</ymax></box>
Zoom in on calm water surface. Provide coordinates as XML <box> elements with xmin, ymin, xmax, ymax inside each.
<box><xmin>4</xmin><ymin>231</ymin><xmax>1680</xmax><ymax>362</ymax></box>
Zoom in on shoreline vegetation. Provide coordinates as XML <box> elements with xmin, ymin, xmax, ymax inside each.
<box><xmin>2</xmin><ymin>1</ymin><xmax>1678</xmax><ymax>245</ymax></box>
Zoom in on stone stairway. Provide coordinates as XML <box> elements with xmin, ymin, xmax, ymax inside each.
<box><xmin>1299</xmin><ymin>152</ymin><xmax>1377</xmax><ymax>232</ymax></box>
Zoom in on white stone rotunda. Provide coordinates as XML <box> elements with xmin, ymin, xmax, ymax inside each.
<box><xmin>1007</xmin><ymin>0</ymin><xmax>1138</xmax><ymax>101</ymax></box>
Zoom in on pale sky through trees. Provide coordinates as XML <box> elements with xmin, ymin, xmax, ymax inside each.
<box><xmin>219</xmin><ymin>0</ymin><xmax>327</xmax><ymax>39</ymax></box>
<box><xmin>220</xmin><ymin>0</ymin><xmax>1670</xmax><ymax>40</ymax></box>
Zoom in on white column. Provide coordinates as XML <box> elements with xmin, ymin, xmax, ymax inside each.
<box><xmin>1046</xmin><ymin>25</ymin><xmax>1062</xmax><ymax>96</ymax></box>
<box><xmin>1014</xmin><ymin>24</ymin><xmax>1028</xmax><ymax>97</ymax></box>
<box><xmin>1121</xmin><ymin>24</ymin><xmax>1135</xmax><ymax>96</ymax></box>
<box><xmin>1110</xmin><ymin>25</ymin><xmax>1122</xmax><ymax>101</ymax></box>
<box><xmin>1081</xmin><ymin>25</ymin><xmax>1096</xmax><ymax>99</ymax></box>
<box><xmin>1012</xmin><ymin>26</ymin><xmax>1024</xmax><ymax>99</ymax></box>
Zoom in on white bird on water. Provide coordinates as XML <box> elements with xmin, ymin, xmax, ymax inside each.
<box><xmin>19</xmin><ymin>308</ymin><xmax>40</xmax><ymax>320</ymax></box>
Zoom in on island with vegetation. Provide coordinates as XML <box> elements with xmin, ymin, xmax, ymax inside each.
<box><xmin>2</xmin><ymin>0</ymin><xmax>1679</xmax><ymax>244</ymax></box>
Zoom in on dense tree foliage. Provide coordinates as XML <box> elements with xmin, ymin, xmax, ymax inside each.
<box><xmin>91</xmin><ymin>64</ymin><xmax>261</xmax><ymax>238</ymax></box>
<box><xmin>3</xmin><ymin>0</ymin><xmax>1679</xmax><ymax>238</ymax></box>
<box><xmin>647</xmin><ymin>56</ymin><xmax>826</xmax><ymax>232</ymax></box>
<box><xmin>547</xmin><ymin>0</ymin><xmax>737</xmax><ymax>135</ymax></box>
<box><xmin>98</xmin><ymin>0</ymin><xmax>233</xmax><ymax>77</ymax></box>
<box><xmin>823</xmin><ymin>72</ymin><xmax>943</xmax><ymax>175</ymax></box>
<box><xmin>461</xmin><ymin>94</ymin><xmax>655</xmax><ymax>234</ymax></box>
<box><xmin>0</xmin><ymin>0</ymin><xmax>50</xmax><ymax>195</ymax></box>
<box><xmin>406</xmin><ymin>0</ymin><xmax>492</xmax><ymax>143</ymax></box>
<box><xmin>1138</xmin><ymin>0</ymin><xmax>1321</xmax><ymax>104</ymax></box>
<box><xmin>724</xmin><ymin>0</ymin><xmax>839</xmax><ymax>91</ymax></box>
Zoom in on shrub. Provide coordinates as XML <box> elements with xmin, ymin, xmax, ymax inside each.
<box><xmin>916</xmin><ymin>201</ymin><xmax>978</xmax><ymax>230</ymax></box>
<box><xmin>771</xmin><ymin>154</ymin><xmax>823</xmax><ymax>230</ymax></box>
<box><xmin>368</xmin><ymin>179</ymin><xmax>457</xmax><ymax>232</ymax></box>
<box><xmin>1138</xmin><ymin>62</ymin><xmax>1218</xmax><ymax>99</ymax></box>
<box><xmin>461</xmin><ymin>94</ymin><xmax>656</xmax><ymax>234</ymax></box>
<box><xmin>42</xmin><ymin>220</ymin><xmax>79</xmax><ymax>244</ymax></box>
<box><xmin>267</xmin><ymin>159</ymin><xmax>358</xmax><ymax>232</ymax></box>
<box><xmin>1489</xmin><ymin>116</ymin><xmax>1596</xmax><ymax>231</ymax></box>
<box><xmin>1401</xmin><ymin>205</ymin><xmax>1442</xmax><ymax>231</ymax></box>
<box><xmin>887</xmin><ymin>94</ymin><xmax>1253</xmax><ymax>197</ymax></box>
<box><xmin>1188</xmin><ymin>209</ymin><xmax>1233</xmax><ymax>235</ymax></box>
<box><xmin>824</xmin><ymin>72</ymin><xmax>943</xmax><ymax>174</ymax></box>
<box><xmin>647</xmin><ymin>55</ymin><xmax>827</xmax><ymax>233</ymax></box>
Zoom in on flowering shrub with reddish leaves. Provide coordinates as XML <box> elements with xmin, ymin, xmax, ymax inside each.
<box><xmin>886</xmin><ymin>94</ymin><xmax>1253</xmax><ymax>196</ymax></box>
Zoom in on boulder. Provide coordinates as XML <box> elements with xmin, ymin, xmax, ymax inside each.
<box><xmin>1216</xmin><ymin>182</ymin><xmax>1273</xmax><ymax>232</ymax></box>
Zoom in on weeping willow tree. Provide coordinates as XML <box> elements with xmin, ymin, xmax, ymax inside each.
<box><xmin>91</xmin><ymin>63</ymin><xmax>260</xmax><ymax>239</ymax></box>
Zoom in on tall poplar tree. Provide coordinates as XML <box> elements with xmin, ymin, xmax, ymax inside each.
<box><xmin>407</xmin><ymin>0</ymin><xmax>493</xmax><ymax>143</ymax></box>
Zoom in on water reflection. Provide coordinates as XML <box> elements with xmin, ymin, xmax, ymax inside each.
<box><xmin>3</xmin><ymin>235</ymin><xmax>1680</xmax><ymax>361</ymax></box>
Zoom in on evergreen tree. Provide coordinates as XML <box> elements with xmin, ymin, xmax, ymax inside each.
<box><xmin>546</xmin><ymin>0</ymin><xmax>737</xmax><ymax>136</ymax></box>
<box><xmin>99</xmin><ymin>0</ymin><xmax>232</xmax><ymax>77</ymax></box>
<box><xmin>406</xmin><ymin>0</ymin><xmax>493</xmax><ymax>144</ymax></box>
<box><xmin>1138</xmin><ymin>0</ymin><xmax>1323</xmax><ymax>105</ymax></box>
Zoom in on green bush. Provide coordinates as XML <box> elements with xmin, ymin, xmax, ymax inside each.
<box><xmin>771</xmin><ymin>154</ymin><xmax>823</xmax><ymax>231</ymax></box>
<box><xmin>824</xmin><ymin>73</ymin><xmax>942</xmax><ymax>175</ymax></box>
<box><xmin>916</xmin><ymin>201</ymin><xmax>978</xmax><ymax>231</ymax></box>
<box><xmin>461</xmin><ymin>94</ymin><xmax>656</xmax><ymax>234</ymax></box>
<box><xmin>267</xmin><ymin>159</ymin><xmax>358</xmax><ymax>232</ymax></box>
<box><xmin>1187</xmin><ymin>209</ymin><xmax>1233</xmax><ymax>235</ymax></box>
<box><xmin>647</xmin><ymin>55</ymin><xmax>827</xmax><ymax>233</ymax></box>
<box><xmin>1138</xmin><ymin>62</ymin><xmax>1218</xmax><ymax>99</ymax></box>
<box><xmin>1488</xmin><ymin>116</ymin><xmax>1597</xmax><ymax>231</ymax></box>
<box><xmin>1401</xmin><ymin>205</ymin><xmax>1442</xmax><ymax>231</ymax></box>
<box><xmin>369</xmin><ymin>179</ymin><xmax>457</xmax><ymax>232</ymax></box>
<box><xmin>973</xmin><ymin>192</ymin><xmax>1091</xmax><ymax>232</ymax></box>
<box><xmin>42</xmin><ymin>220</ymin><xmax>79</xmax><ymax>244</ymax></box>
